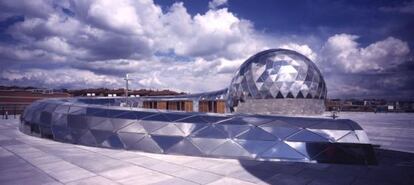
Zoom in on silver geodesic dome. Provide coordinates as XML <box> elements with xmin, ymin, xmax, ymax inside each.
<box><xmin>226</xmin><ymin>49</ymin><xmax>327</xmax><ymax>112</ymax></box>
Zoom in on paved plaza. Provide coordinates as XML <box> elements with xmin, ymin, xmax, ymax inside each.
<box><xmin>1</xmin><ymin>114</ymin><xmax>413</xmax><ymax>185</ymax></box>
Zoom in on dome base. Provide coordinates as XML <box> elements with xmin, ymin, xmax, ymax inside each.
<box><xmin>234</xmin><ymin>99</ymin><xmax>325</xmax><ymax>115</ymax></box>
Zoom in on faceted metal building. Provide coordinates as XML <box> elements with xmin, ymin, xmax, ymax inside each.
<box><xmin>19</xmin><ymin>49</ymin><xmax>377</xmax><ymax>164</ymax></box>
<box><xmin>20</xmin><ymin>98</ymin><xmax>376</xmax><ymax>164</ymax></box>
<box><xmin>227</xmin><ymin>49</ymin><xmax>327</xmax><ymax>115</ymax></box>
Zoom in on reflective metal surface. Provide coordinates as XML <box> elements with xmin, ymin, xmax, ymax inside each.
<box><xmin>20</xmin><ymin>98</ymin><xmax>375</xmax><ymax>164</ymax></box>
<box><xmin>226</xmin><ymin>49</ymin><xmax>327</xmax><ymax>113</ymax></box>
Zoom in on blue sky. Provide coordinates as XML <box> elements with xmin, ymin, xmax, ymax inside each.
<box><xmin>0</xmin><ymin>0</ymin><xmax>413</xmax><ymax>99</ymax></box>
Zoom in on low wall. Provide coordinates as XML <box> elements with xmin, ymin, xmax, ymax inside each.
<box><xmin>235</xmin><ymin>99</ymin><xmax>325</xmax><ymax>115</ymax></box>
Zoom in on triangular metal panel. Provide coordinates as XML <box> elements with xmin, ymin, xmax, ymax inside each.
<box><xmin>102</xmin><ymin>135</ymin><xmax>124</xmax><ymax>149</ymax></box>
<box><xmin>276</xmin><ymin>92</ymin><xmax>284</xmax><ymax>98</ymax></box>
<box><xmin>51</xmin><ymin>113</ymin><xmax>67</xmax><ymax>127</ymax></box>
<box><xmin>336</xmin><ymin>132</ymin><xmax>360</xmax><ymax>143</ymax></box>
<box><xmin>259</xmin><ymin>125</ymin><xmax>300</xmax><ymax>140</ymax></box>
<box><xmin>141</xmin><ymin>114</ymin><xmax>171</xmax><ymax>122</ymax></box>
<box><xmin>68</xmin><ymin>106</ymin><xmax>86</xmax><ymax>115</ymax></box>
<box><xmin>286</xmin><ymin>129</ymin><xmax>330</xmax><ymax>142</ymax></box>
<box><xmin>151</xmin><ymin>136</ymin><xmax>184</xmax><ymax>151</ymax></box>
<box><xmin>151</xmin><ymin>124</ymin><xmax>185</xmax><ymax>136</ymax></box>
<box><xmin>118</xmin><ymin>122</ymin><xmax>146</xmax><ymax>133</ymax></box>
<box><xmin>166</xmin><ymin>138</ymin><xmax>203</xmax><ymax>156</ymax></box>
<box><xmin>268</xmin><ymin>83</ymin><xmax>280</xmax><ymax>98</ymax></box>
<box><xmin>235</xmin><ymin>139</ymin><xmax>278</xmax><ymax>158</ymax></box>
<box><xmin>67</xmin><ymin>115</ymin><xmax>88</xmax><ymax>129</ymax></box>
<box><xmin>135</xmin><ymin>111</ymin><xmax>157</xmax><ymax>120</ymax></box>
<box><xmin>260</xmin><ymin>142</ymin><xmax>307</xmax><ymax>160</ymax></box>
<box><xmin>71</xmin><ymin>128</ymin><xmax>87</xmax><ymax>143</ymax></box>
<box><xmin>355</xmin><ymin>130</ymin><xmax>370</xmax><ymax>143</ymax></box>
<box><xmin>284</xmin><ymin>141</ymin><xmax>312</xmax><ymax>158</ymax></box>
<box><xmin>255</xmin><ymin>82</ymin><xmax>264</xmax><ymax>90</ymax></box>
<box><xmin>215</xmin><ymin>124</ymin><xmax>251</xmax><ymax>138</ymax></box>
<box><xmin>286</xmin><ymin>92</ymin><xmax>294</xmax><ymax>98</ymax></box>
<box><xmin>78</xmin><ymin>130</ymin><xmax>97</xmax><ymax>146</ymax></box>
<box><xmin>177</xmin><ymin>116</ymin><xmax>209</xmax><ymax>124</ymax></box>
<box><xmin>233</xmin><ymin>116</ymin><xmax>274</xmax><ymax>126</ymax></box>
<box><xmin>141</xmin><ymin>120</ymin><xmax>168</xmax><ymax>133</ymax></box>
<box><xmin>190</xmin><ymin>138</ymin><xmax>227</xmax><ymax>155</ymax></box>
<box><xmin>210</xmin><ymin>140</ymin><xmax>251</xmax><ymax>158</ymax></box>
<box><xmin>51</xmin><ymin>125</ymin><xmax>72</xmax><ymax>142</ymax></box>
<box><xmin>44</xmin><ymin>104</ymin><xmax>58</xmax><ymax>112</ymax></box>
<box><xmin>307</xmin><ymin>129</ymin><xmax>351</xmax><ymax>142</ymax></box>
<box><xmin>54</xmin><ymin>105</ymin><xmax>70</xmax><ymax>114</ymax></box>
<box><xmin>191</xmin><ymin>125</ymin><xmax>227</xmax><ymax>139</ymax></box>
<box><xmin>110</xmin><ymin>118</ymin><xmax>136</xmax><ymax>131</ymax></box>
<box><xmin>200</xmin><ymin>115</ymin><xmax>229</xmax><ymax>124</ymax></box>
<box><xmin>162</xmin><ymin>113</ymin><xmax>192</xmax><ymax>122</ymax></box>
<box><xmin>90</xmin><ymin>119</ymin><xmax>114</xmax><ymax>131</ymax></box>
<box><xmin>132</xmin><ymin>135</ymin><xmax>163</xmax><ymax>153</ymax></box>
<box><xmin>174</xmin><ymin>122</ymin><xmax>207</xmax><ymax>136</ymax></box>
<box><xmin>90</xmin><ymin>130</ymin><xmax>113</xmax><ymax>144</ymax></box>
<box><xmin>236</xmin><ymin>127</ymin><xmax>278</xmax><ymax>141</ymax></box>
<box><xmin>87</xmin><ymin>116</ymin><xmax>109</xmax><ymax>128</ymax></box>
<box><xmin>296</xmin><ymin>91</ymin><xmax>304</xmax><ymax>98</ymax></box>
<box><xmin>117</xmin><ymin>132</ymin><xmax>145</xmax><ymax>149</ymax></box>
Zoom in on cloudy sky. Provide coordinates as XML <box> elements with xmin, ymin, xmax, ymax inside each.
<box><xmin>0</xmin><ymin>0</ymin><xmax>413</xmax><ymax>99</ymax></box>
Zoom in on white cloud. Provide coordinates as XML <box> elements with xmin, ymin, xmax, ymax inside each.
<box><xmin>209</xmin><ymin>0</ymin><xmax>228</xmax><ymax>9</ymax></box>
<box><xmin>0</xmin><ymin>0</ymin><xmax>412</xmax><ymax>99</ymax></box>
<box><xmin>321</xmin><ymin>34</ymin><xmax>410</xmax><ymax>73</ymax></box>
<box><xmin>78</xmin><ymin>0</ymin><xmax>163</xmax><ymax>36</ymax></box>
<box><xmin>280</xmin><ymin>43</ymin><xmax>317</xmax><ymax>61</ymax></box>
<box><xmin>1</xmin><ymin>68</ymin><xmax>120</xmax><ymax>89</ymax></box>
<box><xmin>2</xmin><ymin>0</ymin><xmax>268</xmax><ymax>92</ymax></box>
<box><xmin>159</xmin><ymin>3</ymin><xmax>266</xmax><ymax>60</ymax></box>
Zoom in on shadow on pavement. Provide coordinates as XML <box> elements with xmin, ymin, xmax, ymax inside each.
<box><xmin>238</xmin><ymin>149</ymin><xmax>414</xmax><ymax>185</ymax></box>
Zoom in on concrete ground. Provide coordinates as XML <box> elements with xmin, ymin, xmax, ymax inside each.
<box><xmin>1</xmin><ymin>115</ymin><xmax>413</xmax><ymax>185</ymax></box>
